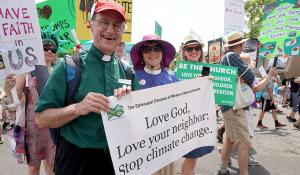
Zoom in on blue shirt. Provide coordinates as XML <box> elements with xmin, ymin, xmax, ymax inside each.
<box><xmin>136</xmin><ymin>68</ymin><xmax>178</xmax><ymax>89</ymax></box>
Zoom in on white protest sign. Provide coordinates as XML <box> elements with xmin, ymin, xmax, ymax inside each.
<box><xmin>224</xmin><ymin>0</ymin><xmax>245</xmax><ymax>35</ymax></box>
<box><xmin>101</xmin><ymin>77</ymin><xmax>217</xmax><ymax>175</ymax></box>
<box><xmin>0</xmin><ymin>0</ymin><xmax>45</xmax><ymax>80</ymax></box>
<box><xmin>258</xmin><ymin>66</ymin><xmax>267</xmax><ymax>77</ymax></box>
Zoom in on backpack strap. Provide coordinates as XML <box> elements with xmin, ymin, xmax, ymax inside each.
<box><xmin>226</xmin><ymin>52</ymin><xmax>234</xmax><ymax>66</ymax></box>
<box><xmin>226</xmin><ymin>52</ymin><xmax>249</xmax><ymax>79</ymax></box>
<box><xmin>64</xmin><ymin>54</ymin><xmax>82</xmax><ymax>105</ymax></box>
<box><xmin>50</xmin><ymin>55</ymin><xmax>81</xmax><ymax>145</ymax></box>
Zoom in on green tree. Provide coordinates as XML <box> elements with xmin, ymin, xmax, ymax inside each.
<box><xmin>244</xmin><ymin>0</ymin><xmax>275</xmax><ymax>39</ymax></box>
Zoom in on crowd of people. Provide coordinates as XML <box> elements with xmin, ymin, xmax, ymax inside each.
<box><xmin>0</xmin><ymin>1</ymin><xmax>299</xmax><ymax>175</ymax></box>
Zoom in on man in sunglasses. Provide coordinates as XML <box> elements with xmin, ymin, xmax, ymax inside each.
<box><xmin>35</xmin><ymin>1</ymin><xmax>139</xmax><ymax>175</ymax></box>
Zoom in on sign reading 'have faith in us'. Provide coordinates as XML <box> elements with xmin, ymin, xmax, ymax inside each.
<box><xmin>0</xmin><ymin>0</ymin><xmax>45</xmax><ymax>80</ymax></box>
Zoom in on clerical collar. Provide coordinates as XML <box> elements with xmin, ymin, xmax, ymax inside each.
<box><xmin>144</xmin><ymin>66</ymin><xmax>161</xmax><ymax>75</ymax></box>
<box><xmin>102</xmin><ymin>55</ymin><xmax>111</xmax><ymax>62</ymax></box>
<box><xmin>90</xmin><ymin>44</ymin><xmax>112</xmax><ymax>62</ymax></box>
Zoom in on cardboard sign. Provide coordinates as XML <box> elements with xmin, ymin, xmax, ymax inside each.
<box><xmin>284</xmin><ymin>55</ymin><xmax>300</xmax><ymax>78</ymax></box>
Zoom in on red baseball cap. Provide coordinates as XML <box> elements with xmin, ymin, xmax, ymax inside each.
<box><xmin>91</xmin><ymin>1</ymin><xmax>126</xmax><ymax>22</ymax></box>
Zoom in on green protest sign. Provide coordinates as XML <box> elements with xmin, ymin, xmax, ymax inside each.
<box><xmin>155</xmin><ymin>21</ymin><xmax>162</xmax><ymax>37</ymax></box>
<box><xmin>259</xmin><ymin>0</ymin><xmax>300</xmax><ymax>59</ymax></box>
<box><xmin>176</xmin><ymin>61</ymin><xmax>238</xmax><ymax>106</ymax></box>
<box><xmin>36</xmin><ymin>0</ymin><xmax>75</xmax><ymax>51</ymax></box>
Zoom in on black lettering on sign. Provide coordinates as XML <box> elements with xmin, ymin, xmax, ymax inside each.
<box><xmin>115</xmin><ymin>0</ymin><xmax>132</xmax><ymax>13</ymax></box>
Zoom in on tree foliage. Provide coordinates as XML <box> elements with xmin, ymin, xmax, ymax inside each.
<box><xmin>244</xmin><ymin>0</ymin><xmax>275</xmax><ymax>39</ymax></box>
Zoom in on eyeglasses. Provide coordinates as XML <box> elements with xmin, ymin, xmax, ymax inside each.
<box><xmin>43</xmin><ymin>47</ymin><xmax>57</xmax><ymax>53</ymax></box>
<box><xmin>141</xmin><ymin>45</ymin><xmax>163</xmax><ymax>53</ymax></box>
<box><xmin>93</xmin><ymin>19</ymin><xmax>124</xmax><ymax>32</ymax></box>
<box><xmin>184</xmin><ymin>46</ymin><xmax>202</xmax><ymax>52</ymax></box>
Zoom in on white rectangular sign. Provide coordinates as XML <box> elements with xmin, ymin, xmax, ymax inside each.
<box><xmin>224</xmin><ymin>0</ymin><xmax>245</xmax><ymax>35</ymax></box>
<box><xmin>0</xmin><ymin>0</ymin><xmax>45</xmax><ymax>80</ymax></box>
<box><xmin>102</xmin><ymin>77</ymin><xmax>217</xmax><ymax>175</ymax></box>
<box><xmin>258</xmin><ymin>66</ymin><xmax>267</xmax><ymax>77</ymax></box>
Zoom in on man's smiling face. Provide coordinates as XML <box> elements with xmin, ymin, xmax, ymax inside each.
<box><xmin>90</xmin><ymin>10</ymin><xmax>125</xmax><ymax>55</ymax></box>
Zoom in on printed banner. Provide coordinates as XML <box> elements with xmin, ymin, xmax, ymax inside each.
<box><xmin>101</xmin><ymin>77</ymin><xmax>216</xmax><ymax>175</ymax></box>
<box><xmin>259</xmin><ymin>0</ymin><xmax>300</xmax><ymax>59</ymax></box>
<box><xmin>176</xmin><ymin>61</ymin><xmax>238</xmax><ymax>106</ymax></box>
<box><xmin>208</xmin><ymin>38</ymin><xmax>223</xmax><ymax>64</ymax></box>
<box><xmin>224</xmin><ymin>0</ymin><xmax>245</xmax><ymax>35</ymax></box>
<box><xmin>0</xmin><ymin>0</ymin><xmax>45</xmax><ymax>80</ymax></box>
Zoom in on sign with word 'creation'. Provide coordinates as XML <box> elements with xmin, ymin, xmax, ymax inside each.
<box><xmin>101</xmin><ymin>77</ymin><xmax>216</xmax><ymax>175</ymax></box>
<box><xmin>176</xmin><ymin>61</ymin><xmax>237</xmax><ymax>106</ymax></box>
<box><xmin>0</xmin><ymin>0</ymin><xmax>45</xmax><ymax>80</ymax></box>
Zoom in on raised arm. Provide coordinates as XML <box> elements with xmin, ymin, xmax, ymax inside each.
<box><xmin>4</xmin><ymin>74</ymin><xmax>25</xmax><ymax>100</ymax></box>
<box><xmin>252</xmin><ymin>68</ymin><xmax>276</xmax><ymax>92</ymax></box>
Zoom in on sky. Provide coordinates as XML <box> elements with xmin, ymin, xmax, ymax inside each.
<box><xmin>131</xmin><ymin>0</ymin><xmax>226</xmax><ymax>51</ymax></box>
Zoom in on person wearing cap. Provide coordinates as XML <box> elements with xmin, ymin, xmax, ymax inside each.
<box><xmin>130</xmin><ymin>34</ymin><xmax>177</xmax><ymax>175</ymax></box>
<box><xmin>179</xmin><ymin>31</ymin><xmax>214</xmax><ymax>175</ymax></box>
<box><xmin>4</xmin><ymin>25</ymin><xmax>60</xmax><ymax>175</ymax></box>
<box><xmin>218</xmin><ymin>31</ymin><xmax>255</xmax><ymax>175</ymax></box>
<box><xmin>35</xmin><ymin>1</ymin><xmax>139</xmax><ymax>175</ymax></box>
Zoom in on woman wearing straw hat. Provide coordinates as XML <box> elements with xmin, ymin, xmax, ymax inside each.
<box><xmin>179</xmin><ymin>31</ymin><xmax>214</xmax><ymax>175</ymax></box>
<box><xmin>130</xmin><ymin>34</ymin><xmax>178</xmax><ymax>175</ymax></box>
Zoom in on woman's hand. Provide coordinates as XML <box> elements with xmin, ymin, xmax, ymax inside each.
<box><xmin>208</xmin><ymin>76</ymin><xmax>214</xmax><ymax>80</ymax></box>
<box><xmin>114</xmin><ymin>85</ymin><xmax>132</xmax><ymax>99</ymax></box>
<box><xmin>5</xmin><ymin>73</ymin><xmax>16</xmax><ymax>90</ymax></box>
<box><xmin>267</xmin><ymin>68</ymin><xmax>276</xmax><ymax>77</ymax></box>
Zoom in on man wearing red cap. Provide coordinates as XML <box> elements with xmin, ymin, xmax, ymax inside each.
<box><xmin>35</xmin><ymin>1</ymin><xmax>139</xmax><ymax>175</ymax></box>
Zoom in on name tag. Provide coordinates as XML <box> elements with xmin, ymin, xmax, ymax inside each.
<box><xmin>118</xmin><ymin>79</ymin><xmax>131</xmax><ymax>85</ymax></box>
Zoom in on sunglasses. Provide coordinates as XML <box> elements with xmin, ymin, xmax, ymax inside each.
<box><xmin>43</xmin><ymin>47</ymin><xmax>57</xmax><ymax>53</ymax></box>
<box><xmin>184</xmin><ymin>46</ymin><xmax>202</xmax><ymax>52</ymax></box>
<box><xmin>141</xmin><ymin>45</ymin><xmax>163</xmax><ymax>53</ymax></box>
